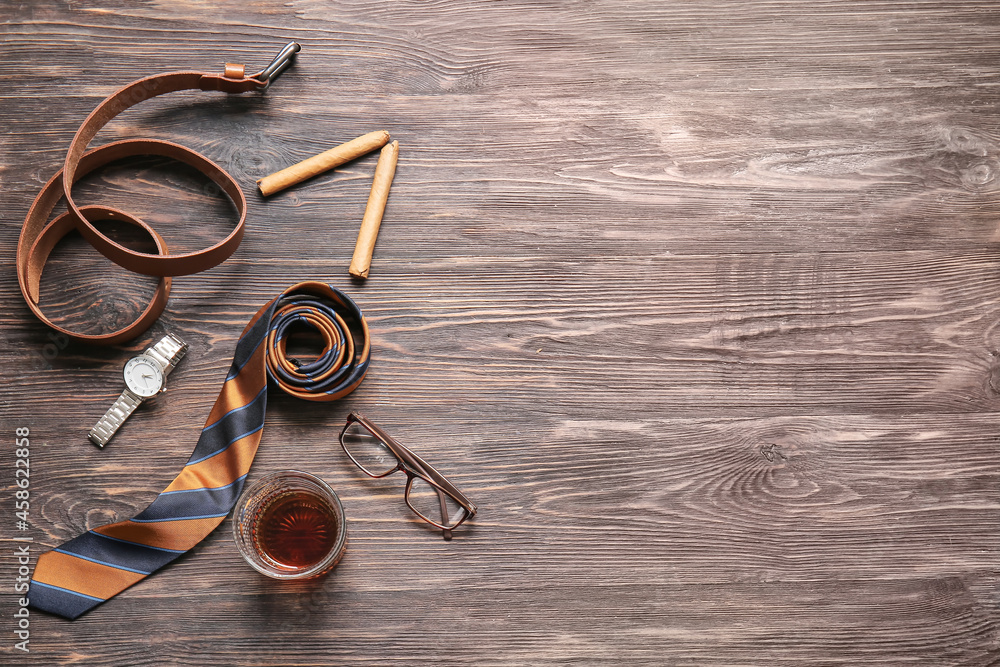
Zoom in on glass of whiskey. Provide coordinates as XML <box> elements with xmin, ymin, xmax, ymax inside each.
<box><xmin>233</xmin><ymin>470</ymin><xmax>348</xmax><ymax>579</ymax></box>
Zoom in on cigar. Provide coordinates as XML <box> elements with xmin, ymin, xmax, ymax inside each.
<box><xmin>349</xmin><ymin>140</ymin><xmax>399</xmax><ymax>279</ymax></box>
<box><xmin>257</xmin><ymin>130</ymin><xmax>391</xmax><ymax>196</ymax></box>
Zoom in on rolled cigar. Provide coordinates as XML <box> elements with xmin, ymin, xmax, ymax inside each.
<box><xmin>257</xmin><ymin>130</ymin><xmax>391</xmax><ymax>196</ymax></box>
<box><xmin>349</xmin><ymin>140</ymin><xmax>399</xmax><ymax>279</ymax></box>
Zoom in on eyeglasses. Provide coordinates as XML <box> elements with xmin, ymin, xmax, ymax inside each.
<box><xmin>339</xmin><ymin>412</ymin><xmax>478</xmax><ymax>539</ymax></box>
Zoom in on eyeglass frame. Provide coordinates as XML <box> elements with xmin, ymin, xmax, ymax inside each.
<box><xmin>339</xmin><ymin>412</ymin><xmax>478</xmax><ymax>534</ymax></box>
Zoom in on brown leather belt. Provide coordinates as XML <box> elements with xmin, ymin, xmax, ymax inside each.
<box><xmin>16</xmin><ymin>43</ymin><xmax>300</xmax><ymax>345</ymax></box>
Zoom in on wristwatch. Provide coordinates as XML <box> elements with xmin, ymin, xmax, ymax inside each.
<box><xmin>88</xmin><ymin>334</ymin><xmax>189</xmax><ymax>448</ymax></box>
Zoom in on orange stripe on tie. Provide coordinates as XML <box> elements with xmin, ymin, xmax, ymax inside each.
<box><xmin>162</xmin><ymin>434</ymin><xmax>261</xmax><ymax>493</ymax></box>
<box><xmin>203</xmin><ymin>348</ymin><xmax>268</xmax><ymax>426</ymax></box>
<box><xmin>93</xmin><ymin>516</ymin><xmax>228</xmax><ymax>552</ymax></box>
<box><xmin>32</xmin><ymin>550</ymin><xmax>145</xmax><ymax>600</ymax></box>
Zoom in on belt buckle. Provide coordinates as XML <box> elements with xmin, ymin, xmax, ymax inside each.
<box><xmin>251</xmin><ymin>41</ymin><xmax>301</xmax><ymax>86</ymax></box>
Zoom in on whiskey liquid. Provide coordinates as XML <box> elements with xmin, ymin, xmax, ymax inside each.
<box><xmin>255</xmin><ymin>491</ymin><xmax>338</xmax><ymax>569</ymax></box>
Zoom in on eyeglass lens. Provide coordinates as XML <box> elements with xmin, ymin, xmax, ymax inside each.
<box><xmin>407</xmin><ymin>477</ymin><xmax>468</xmax><ymax>529</ymax></box>
<box><xmin>342</xmin><ymin>422</ymin><xmax>396</xmax><ymax>476</ymax></box>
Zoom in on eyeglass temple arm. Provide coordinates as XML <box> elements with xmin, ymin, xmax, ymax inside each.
<box><xmin>436</xmin><ymin>490</ymin><xmax>454</xmax><ymax>541</ymax></box>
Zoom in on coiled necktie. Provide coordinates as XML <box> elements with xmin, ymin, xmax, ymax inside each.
<box><xmin>28</xmin><ymin>282</ymin><xmax>370</xmax><ymax>619</ymax></box>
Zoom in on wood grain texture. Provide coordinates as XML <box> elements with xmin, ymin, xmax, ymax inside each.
<box><xmin>2</xmin><ymin>1</ymin><xmax>1000</xmax><ymax>664</ymax></box>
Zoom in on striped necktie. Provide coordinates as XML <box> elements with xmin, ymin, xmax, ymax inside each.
<box><xmin>28</xmin><ymin>282</ymin><xmax>370</xmax><ymax>619</ymax></box>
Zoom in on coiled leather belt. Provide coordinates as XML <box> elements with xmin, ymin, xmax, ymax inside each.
<box><xmin>15</xmin><ymin>43</ymin><xmax>300</xmax><ymax>345</ymax></box>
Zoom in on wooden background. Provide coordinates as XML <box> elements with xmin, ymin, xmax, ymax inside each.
<box><xmin>3</xmin><ymin>1</ymin><xmax>1000</xmax><ymax>664</ymax></box>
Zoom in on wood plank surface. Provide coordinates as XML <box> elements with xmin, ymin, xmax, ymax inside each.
<box><xmin>2</xmin><ymin>1</ymin><xmax>1000</xmax><ymax>664</ymax></box>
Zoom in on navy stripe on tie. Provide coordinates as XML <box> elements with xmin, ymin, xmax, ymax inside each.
<box><xmin>54</xmin><ymin>550</ymin><xmax>151</xmax><ymax>575</ymax></box>
<box><xmin>203</xmin><ymin>386</ymin><xmax>268</xmax><ymax>433</ymax></box>
<box><xmin>186</xmin><ymin>388</ymin><xmax>267</xmax><ymax>465</ymax></box>
<box><xmin>299</xmin><ymin>348</ymin><xmax>336</xmax><ymax>375</ymax></box>
<box><xmin>133</xmin><ymin>475</ymin><xmax>248</xmax><ymax>521</ymax></box>
<box><xmin>53</xmin><ymin>531</ymin><xmax>180</xmax><ymax>574</ymax></box>
<box><xmin>28</xmin><ymin>581</ymin><xmax>103</xmax><ymax>620</ymax></box>
<box><xmin>187</xmin><ymin>423</ymin><xmax>264</xmax><ymax>466</ymax></box>
<box><xmin>325</xmin><ymin>364</ymin><xmax>367</xmax><ymax>394</ymax></box>
<box><xmin>226</xmin><ymin>307</ymin><xmax>275</xmax><ymax>380</ymax></box>
<box><xmin>92</xmin><ymin>530</ymin><xmax>186</xmax><ymax>554</ymax></box>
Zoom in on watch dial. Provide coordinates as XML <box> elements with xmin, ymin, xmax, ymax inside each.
<box><xmin>123</xmin><ymin>357</ymin><xmax>165</xmax><ymax>398</ymax></box>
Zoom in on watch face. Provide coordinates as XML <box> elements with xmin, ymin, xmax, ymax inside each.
<box><xmin>123</xmin><ymin>356</ymin><xmax>165</xmax><ymax>398</ymax></box>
